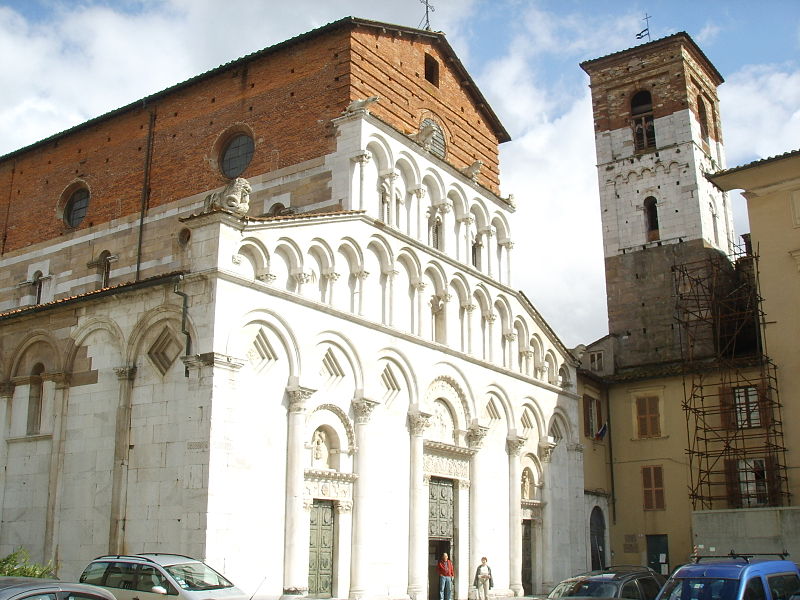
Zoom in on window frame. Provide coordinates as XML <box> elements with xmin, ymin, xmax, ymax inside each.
<box><xmin>641</xmin><ymin>465</ymin><xmax>665</xmax><ymax>510</ymax></box>
<box><xmin>64</xmin><ymin>187</ymin><xmax>90</xmax><ymax>228</ymax></box>
<box><xmin>220</xmin><ymin>133</ymin><xmax>254</xmax><ymax>178</ymax></box>
<box><xmin>583</xmin><ymin>394</ymin><xmax>602</xmax><ymax>439</ymax></box>
<box><xmin>636</xmin><ymin>395</ymin><xmax>661</xmax><ymax>439</ymax></box>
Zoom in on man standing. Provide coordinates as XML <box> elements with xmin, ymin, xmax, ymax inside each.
<box><xmin>438</xmin><ymin>552</ymin><xmax>455</xmax><ymax>600</ymax></box>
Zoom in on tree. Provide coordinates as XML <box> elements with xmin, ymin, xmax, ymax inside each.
<box><xmin>0</xmin><ymin>548</ymin><xmax>54</xmax><ymax>578</ymax></box>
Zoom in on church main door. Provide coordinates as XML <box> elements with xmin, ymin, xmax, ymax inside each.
<box><xmin>428</xmin><ymin>477</ymin><xmax>455</xmax><ymax>600</ymax></box>
<box><xmin>308</xmin><ymin>499</ymin><xmax>334</xmax><ymax>598</ymax></box>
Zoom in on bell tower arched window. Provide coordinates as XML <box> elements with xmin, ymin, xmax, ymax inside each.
<box><xmin>32</xmin><ymin>271</ymin><xmax>44</xmax><ymax>304</ymax></box>
<box><xmin>644</xmin><ymin>197</ymin><xmax>659</xmax><ymax>241</ymax></box>
<box><xmin>697</xmin><ymin>95</ymin><xmax>710</xmax><ymax>148</ymax></box>
<box><xmin>631</xmin><ymin>91</ymin><xmax>656</xmax><ymax>151</ymax></box>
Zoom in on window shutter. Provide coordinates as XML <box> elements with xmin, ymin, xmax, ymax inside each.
<box><xmin>757</xmin><ymin>384</ymin><xmax>772</xmax><ymax>427</ymax></box>
<box><xmin>649</xmin><ymin>397</ymin><xmax>661</xmax><ymax>437</ymax></box>
<box><xmin>719</xmin><ymin>386</ymin><xmax>734</xmax><ymax>430</ymax></box>
<box><xmin>584</xmin><ymin>396</ymin><xmax>592</xmax><ymax>437</ymax></box>
<box><xmin>765</xmin><ymin>454</ymin><xmax>781</xmax><ymax>506</ymax></box>
<box><xmin>653</xmin><ymin>466</ymin><xmax>665</xmax><ymax>509</ymax></box>
<box><xmin>642</xmin><ymin>467</ymin><xmax>653</xmax><ymax>509</ymax></box>
<box><xmin>724</xmin><ymin>459</ymin><xmax>741</xmax><ymax>508</ymax></box>
<box><xmin>636</xmin><ymin>397</ymin><xmax>649</xmax><ymax>438</ymax></box>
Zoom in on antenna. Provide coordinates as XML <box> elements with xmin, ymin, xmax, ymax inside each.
<box><xmin>419</xmin><ymin>0</ymin><xmax>435</xmax><ymax>31</ymax></box>
<box><xmin>635</xmin><ymin>13</ymin><xmax>652</xmax><ymax>42</ymax></box>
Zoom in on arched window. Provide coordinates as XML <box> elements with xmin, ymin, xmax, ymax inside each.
<box><xmin>590</xmin><ymin>507</ymin><xmax>607</xmax><ymax>570</ymax></box>
<box><xmin>32</xmin><ymin>271</ymin><xmax>44</xmax><ymax>304</ymax></box>
<box><xmin>644</xmin><ymin>197</ymin><xmax>659</xmax><ymax>241</ymax></box>
<box><xmin>698</xmin><ymin>95</ymin><xmax>710</xmax><ymax>146</ymax></box>
<box><xmin>430</xmin><ymin>215</ymin><xmax>442</xmax><ymax>250</ymax></box>
<box><xmin>421</xmin><ymin>118</ymin><xmax>446</xmax><ymax>159</ymax></box>
<box><xmin>631</xmin><ymin>90</ymin><xmax>656</xmax><ymax>151</ymax></box>
<box><xmin>27</xmin><ymin>363</ymin><xmax>45</xmax><ymax>435</ymax></box>
<box><xmin>99</xmin><ymin>251</ymin><xmax>113</xmax><ymax>287</ymax></box>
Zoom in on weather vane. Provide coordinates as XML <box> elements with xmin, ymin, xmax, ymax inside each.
<box><xmin>636</xmin><ymin>13</ymin><xmax>652</xmax><ymax>41</ymax></box>
<box><xmin>419</xmin><ymin>0</ymin><xmax>435</xmax><ymax>31</ymax></box>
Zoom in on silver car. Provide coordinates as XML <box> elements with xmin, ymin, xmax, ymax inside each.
<box><xmin>78</xmin><ymin>555</ymin><xmax>247</xmax><ymax>600</ymax></box>
<box><xmin>0</xmin><ymin>576</ymin><xmax>118</xmax><ymax>600</ymax></box>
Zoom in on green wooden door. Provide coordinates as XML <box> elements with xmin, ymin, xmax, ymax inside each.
<box><xmin>309</xmin><ymin>500</ymin><xmax>334</xmax><ymax>597</ymax></box>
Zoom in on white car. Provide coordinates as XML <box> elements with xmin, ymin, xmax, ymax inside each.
<box><xmin>79</xmin><ymin>555</ymin><xmax>247</xmax><ymax>600</ymax></box>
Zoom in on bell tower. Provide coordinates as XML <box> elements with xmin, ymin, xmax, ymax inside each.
<box><xmin>580</xmin><ymin>33</ymin><xmax>733</xmax><ymax>369</ymax></box>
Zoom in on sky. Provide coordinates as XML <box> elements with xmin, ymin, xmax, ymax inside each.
<box><xmin>1</xmin><ymin>0</ymin><xmax>799</xmax><ymax>348</ymax></box>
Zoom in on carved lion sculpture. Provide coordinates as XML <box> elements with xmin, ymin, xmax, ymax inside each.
<box><xmin>461</xmin><ymin>160</ymin><xmax>483</xmax><ymax>182</ymax></box>
<box><xmin>344</xmin><ymin>96</ymin><xmax>380</xmax><ymax>113</ymax></box>
<box><xmin>204</xmin><ymin>177</ymin><xmax>251</xmax><ymax>217</ymax></box>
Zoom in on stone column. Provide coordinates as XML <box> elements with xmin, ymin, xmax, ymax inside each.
<box><xmin>407</xmin><ymin>411</ymin><xmax>431</xmax><ymax>600</ymax></box>
<box><xmin>463</xmin><ymin>304</ymin><xmax>476</xmax><ymax>354</ymax></box>
<box><xmin>323</xmin><ymin>272</ymin><xmax>340</xmax><ymax>305</ymax></box>
<box><xmin>414</xmin><ymin>281</ymin><xmax>427</xmax><ymax>337</ymax></box>
<box><xmin>481</xmin><ymin>227</ymin><xmax>495</xmax><ymax>277</ymax></box>
<box><xmin>522</xmin><ymin>350</ymin><xmax>534</xmax><ymax>378</ymax></box>
<box><xmin>380</xmin><ymin>169</ymin><xmax>399</xmax><ymax>226</ymax></box>
<box><xmin>350</xmin><ymin>397</ymin><xmax>379</xmax><ymax>599</ymax></box>
<box><xmin>334</xmin><ymin>500</ymin><xmax>354</xmax><ymax>598</ymax></box>
<box><xmin>384</xmin><ymin>269</ymin><xmax>398</xmax><ymax>327</ymax></box>
<box><xmin>501</xmin><ymin>240</ymin><xmax>514</xmax><ymax>287</ymax></box>
<box><xmin>484</xmin><ymin>312</ymin><xmax>497</xmax><ymax>363</ymax></box>
<box><xmin>43</xmin><ymin>372</ymin><xmax>68</xmax><ymax>563</ymax></box>
<box><xmin>109</xmin><ymin>366</ymin><xmax>137</xmax><ymax>553</ymax></box>
<box><xmin>352</xmin><ymin>151</ymin><xmax>371</xmax><ymax>211</ymax></box>
<box><xmin>503</xmin><ymin>332</ymin><xmax>517</xmax><ymax>370</ymax></box>
<box><xmin>456</xmin><ymin>479</ymin><xmax>471</xmax><ymax>600</ymax></box>
<box><xmin>460</xmin><ymin>216</ymin><xmax>475</xmax><ymax>264</ymax></box>
<box><xmin>411</xmin><ymin>187</ymin><xmax>426</xmax><ymax>239</ymax></box>
<box><xmin>356</xmin><ymin>270</ymin><xmax>369</xmax><ymax>317</ymax></box>
<box><xmin>467</xmin><ymin>425</ymin><xmax>489</xmax><ymax>591</ymax></box>
<box><xmin>0</xmin><ymin>383</ymin><xmax>15</xmax><ymax>536</ymax></box>
<box><xmin>283</xmin><ymin>385</ymin><xmax>317</xmax><ymax>598</ymax></box>
<box><xmin>507</xmin><ymin>435</ymin><xmax>527</xmax><ymax>596</ymax></box>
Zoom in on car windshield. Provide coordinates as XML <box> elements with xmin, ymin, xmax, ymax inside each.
<box><xmin>660</xmin><ymin>578</ymin><xmax>738</xmax><ymax>600</ymax></box>
<box><xmin>550</xmin><ymin>580</ymin><xmax>621</xmax><ymax>598</ymax></box>
<box><xmin>164</xmin><ymin>562</ymin><xmax>234</xmax><ymax>591</ymax></box>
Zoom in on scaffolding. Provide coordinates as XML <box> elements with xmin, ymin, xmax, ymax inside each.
<box><xmin>673</xmin><ymin>243</ymin><xmax>789</xmax><ymax>510</ymax></box>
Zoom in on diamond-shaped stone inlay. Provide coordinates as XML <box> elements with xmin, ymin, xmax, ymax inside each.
<box><xmin>148</xmin><ymin>327</ymin><xmax>182</xmax><ymax>375</ymax></box>
<box><xmin>320</xmin><ymin>348</ymin><xmax>344</xmax><ymax>383</ymax></box>
<box><xmin>246</xmin><ymin>328</ymin><xmax>277</xmax><ymax>369</ymax></box>
<box><xmin>381</xmin><ymin>364</ymin><xmax>400</xmax><ymax>398</ymax></box>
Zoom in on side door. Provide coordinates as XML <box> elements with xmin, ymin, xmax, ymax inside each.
<box><xmin>621</xmin><ymin>580</ymin><xmax>644</xmax><ymax>600</ymax></box>
<box><xmin>132</xmin><ymin>565</ymin><xmax>180</xmax><ymax>600</ymax></box>
<box><xmin>98</xmin><ymin>560</ymin><xmax>139</xmax><ymax>600</ymax></box>
<box><xmin>638</xmin><ymin>576</ymin><xmax>663</xmax><ymax>600</ymax></box>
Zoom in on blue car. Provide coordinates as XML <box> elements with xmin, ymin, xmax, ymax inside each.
<box><xmin>656</xmin><ymin>553</ymin><xmax>800</xmax><ymax>600</ymax></box>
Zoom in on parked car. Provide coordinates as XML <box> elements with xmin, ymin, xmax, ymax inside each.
<box><xmin>79</xmin><ymin>554</ymin><xmax>247</xmax><ymax>600</ymax></box>
<box><xmin>548</xmin><ymin>566</ymin><xmax>666</xmax><ymax>600</ymax></box>
<box><xmin>0</xmin><ymin>576</ymin><xmax>117</xmax><ymax>600</ymax></box>
<box><xmin>656</xmin><ymin>553</ymin><xmax>800</xmax><ymax>600</ymax></box>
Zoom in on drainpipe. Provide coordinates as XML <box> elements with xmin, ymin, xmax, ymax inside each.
<box><xmin>172</xmin><ymin>275</ymin><xmax>192</xmax><ymax>377</ymax></box>
<box><xmin>135</xmin><ymin>106</ymin><xmax>157</xmax><ymax>281</ymax></box>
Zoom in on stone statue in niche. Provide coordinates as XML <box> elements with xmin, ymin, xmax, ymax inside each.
<box><xmin>521</xmin><ymin>470</ymin><xmax>532</xmax><ymax>500</ymax></box>
<box><xmin>203</xmin><ymin>177</ymin><xmax>251</xmax><ymax>216</ymax></box>
<box><xmin>311</xmin><ymin>429</ymin><xmax>331</xmax><ymax>469</ymax></box>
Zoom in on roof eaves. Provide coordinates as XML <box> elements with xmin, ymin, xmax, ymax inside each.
<box><xmin>709</xmin><ymin>148</ymin><xmax>800</xmax><ymax>181</ymax></box>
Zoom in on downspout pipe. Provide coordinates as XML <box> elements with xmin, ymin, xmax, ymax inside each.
<box><xmin>135</xmin><ymin>106</ymin><xmax>157</xmax><ymax>281</ymax></box>
<box><xmin>172</xmin><ymin>274</ymin><xmax>192</xmax><ymax>378</ymax></box>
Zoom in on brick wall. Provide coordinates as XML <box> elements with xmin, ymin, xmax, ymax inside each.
<box><xmin>0</xmin><ymin>19</ymin><xmax>504</xmax><ymax>256</ymax></box>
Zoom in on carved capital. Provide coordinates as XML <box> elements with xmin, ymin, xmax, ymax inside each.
<box><xmin>352</xmin><ymin>397</ymin><xmax>379</xmax><ymax>424</ymax></box>
<box><xmin>538</xmin><ymin>440</ymin><xmax>557</xmax><ymax>463</ymax></box>
<box><xmin>437</xmin><ymin>202</ymin><xmax>452</xmax><ymax>215</ymax></box>
<box><xmin>287</xmin><ymin>386</ymin><xmax>317</xmax><ymax>412</ymax></box>
<box><xmin>484</xmin><ymin>312</ymin><xmax>497</xmax><ymax>324</ymax></box>
<box><xmin>414</xmin><ymin>281</ymin><xmax>427</xmax><ymax>292</ymax></box>
<box><xmin>480</xmin><ymin>226</ymin><xmax>495</xmax><ymax>238</ymax></box>
<box><xmin>408</xmin><ymin>410</ymin><xmax>432</xmax><ymax>436</ymax></box>
<box><xmin>323</xmin><ymin>272</ymin><xmax>341</xmax><ymax>282</ymax></box>
<box><xmin>380</xmin><ymin>169</ymin><xmax>399</xmax><ymax>183</ymax></box>
<box><xmin>257</xmin><ymin>273</ymin><xmax>277</xmax><ymax>283</ymax></box>
<box><xmin>294</xmin><ymin>272</ymin><xmax>312</xmax><ymax>285</ymax></box>
<box><xmin>501</xmin><ymin>240</ymin><xmax>515</xmax><ymax>250</ymax></box>
<box><xmin>355</xmin><ymin>270</ymin><xmax>370</xmax><ymax>281</ymax></box>
<box><xmin>351</xmin><ymin>151</ymin><xmax>371</xmax><ymax>165</ymax></box>
<box><xmin>503</xmin><ymin>332</ymin><xmax>518</xmax><ymax>342</ymax></box>
<box><xmin>383</xmin><ymin>269</ymin><xmax>399</xmax><ymax>280</ymax></box>
<box><xmin>42</xmin><ymin>372</ymin><xmax>69</xmax><ymax>388</ymax></box>
<box><xmin>466</xmin><ymin>424</ymin><xmax>489</xmax><ymax>450</ymax></box>
<box><xmin>462</xmin><ymin>303</ymin><xmax>477</xmax><ymax>312</ymax></box>
<box><xmin>507</xmin><ymin>435</ymin><xmax>527</xmax><ymax>456</ymax></box>
<box><xmin>409</xmin><ymin>185</ymin><xmax>426</xmax><ymax>200</ymax></box>
<box><xmin>114</xmin><ymin>366</ymin><xmax>137</xmax><ymax>381</ymax></box>
<box><xmin>459</xmin><ymin>216</ymin><xmax>475</xmax><ymax>226</ymax></box>
<box><xmin>521</xmin><ymin>350</ymin><xmax>534</xmax><ymax>359</ymax></box>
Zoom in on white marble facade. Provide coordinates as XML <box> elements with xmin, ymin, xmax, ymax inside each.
<box><xmin>0</xmin><ymin>110</ymin><xmax>586</xmax><ymax>599</ymax></box>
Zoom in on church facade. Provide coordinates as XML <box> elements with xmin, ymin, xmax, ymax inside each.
<box><xmin>0</xmin><ymin>17</ymin><xmax>585</xmax><ymax>599</ymax></box>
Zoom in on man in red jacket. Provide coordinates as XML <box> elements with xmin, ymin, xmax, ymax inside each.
<box><xmin>438</xmin><ymin>553</ymin><xmax>455</xmax><ymax>600</ymax></box>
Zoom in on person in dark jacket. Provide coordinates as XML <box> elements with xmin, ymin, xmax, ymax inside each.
<box><xmin>473</xmin><ymin>557</ymin><xmax>493</xmax><ymax>600</ymax></box>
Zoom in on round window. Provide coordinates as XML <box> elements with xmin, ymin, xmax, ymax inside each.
<box><xmin>64</xmin><ymin>188</ymin><xmax>90</xmax><ymax>227</ymax></box>
<box><xmin>221</xmin><ymin>134</ymin><xmax>254</xmax><ymax>178</ymax></box>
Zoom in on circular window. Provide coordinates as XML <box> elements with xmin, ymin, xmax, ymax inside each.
<box><xmin>64</xmin><ymin>188</ymin><xmax>90</xmax><ymax>227</ymax></box>
<box><xmin>221</xmin><ymin>134</ymin><xmax>254</xmax><ymax>178</ymax></box>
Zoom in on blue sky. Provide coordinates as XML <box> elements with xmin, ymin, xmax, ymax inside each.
<box><xmin>1</xmin><ymin>0</ymin><xmax>798</xmax><ymax>347</ymax></box>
